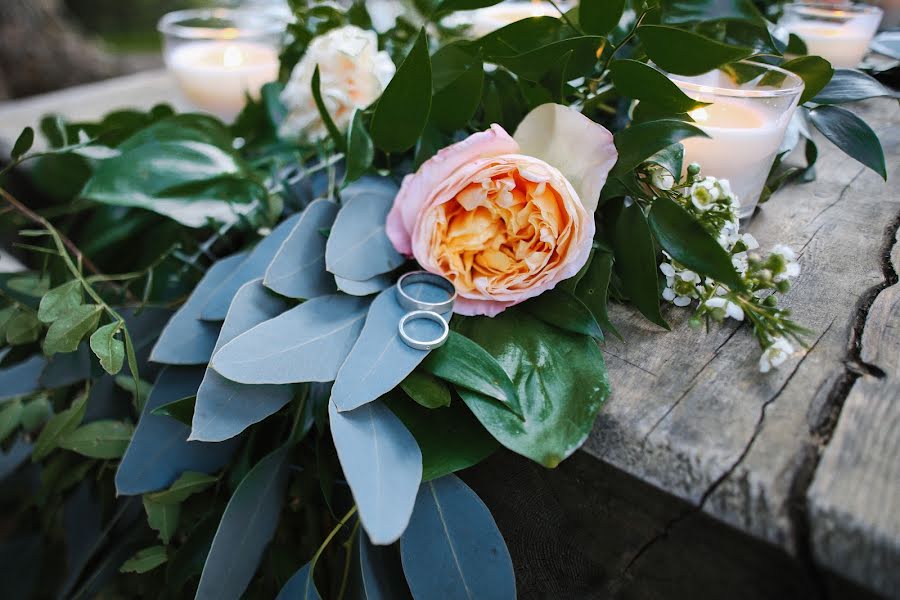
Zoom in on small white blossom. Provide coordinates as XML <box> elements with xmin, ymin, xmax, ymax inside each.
<box><xmin>705</xmin><ymin>296</ymin><xmax>745</xmax><ymax>321</ymax></box>
<box><xmin>771</xmin><ymin>244</ymin><xmax>801</xmax><ymax>281</ymax></box>
<box><xmin>690</xmin><ymin>177</ymin><xmax>720</xmax><ymax>211</ymax></box>
<box><xmin>660</xmin><ymin>262</ymin><xmax>676</xmax><ymax>278</ymax></box>
<box><xmin>647</xmin><ymin>164</ymin><xmax>675</xmax><ymax>190</ymax></box>
<box><xmin>759</xmin><ymin>336</ymin><xmax>795</xmax><ymax>373</ymax></box>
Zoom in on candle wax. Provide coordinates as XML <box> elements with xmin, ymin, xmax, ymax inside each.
<box><xmin>168</xmin><ymin>41</ymin><xmax>279</xmax><ymax>120</ymax></box>
<box><xmin>786</xmin><ymin>22</ymin><xmax>872</xmax><ymax>68</ymax></box>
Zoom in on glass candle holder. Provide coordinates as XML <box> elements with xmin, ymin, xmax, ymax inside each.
<box><xmin>665</xmin><ymin>62</ymin><xmax>805</xmax><ymax>219</ymax></box>
<box><xmin>158</xmin><ymin>9</ymin><xmax>283</xmax><ymax>121</ymax></box>
<box><xmin>779</xmin><ymin>3</ymin><xmax>883</xmax><ymax>68</ymax></box>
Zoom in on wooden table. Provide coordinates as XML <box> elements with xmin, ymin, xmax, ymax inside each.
<box><xmin>0</xmin><ymin>70</ymin><xmax>897</xmax><ymax>599</ymax></box>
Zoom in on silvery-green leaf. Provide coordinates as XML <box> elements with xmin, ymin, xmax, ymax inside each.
<box><xmin>335</xmin><ymin>273</ymin><xmax>393</xmax><ymax>296</ymax></box>
<box><xmin>325</xmin><ymin>178</ymin><xmax>404</xmax><ymax>281</ymax></box>
<box><xmin>276</xmin><ymin>563</ymin><xmax>321</xmax><ymax>600</ymax></box>
<box><xmin>264</xmin><ymin>199</ymin><xmax>339</xmax><ymax>299</ymax></box>
<box><xmin>150</xmin><ymin>253</ymin><xmax>246</xmax><ymax>365</ymax></box>
<box><xmin>399</xmin><ymin>475</ymin><xmax>515</xmax><ymax>599</ymax></box>
<box><xmin>350</xmin><ymin>529</ymin><xmax>412</xmax><ymax>600</ymax></box>
<box><xmin>329</xmin><ymin>400</ymin><xmax>422</xmax><ymax>545</ymax></box>
<box><xmin>212</xmin><ymin>294</ymin><xmax>370</xmax><ymax>384</ymax></box>
<box><xmin>331</xmin><ymin>289</ymin><xmax>429</xmax><ymax>412</ymax></box>
<box><xmin>190</xmin><ymin>280</ymin><xmax>293</xmax><ymax>442</ymax></box>
<box><xmin>0</xmin><ymin>355</ymin><xmax>45</xmax><ymax>402</ymax></box>
<box><xmin>115</xmin><ymin>366</ymin><xmax>238</xmax><ymax>495</ymax></box>
<box><xmin>201</xmin><ymin>213</ymin><xmax>303</xmax><ymax>321</ymax></box>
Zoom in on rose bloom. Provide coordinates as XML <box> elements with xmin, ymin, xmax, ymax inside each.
<box><xmin>279</xmin><ymin>25</ymin><xmax>395</xmax><ymax>141</ymax></box>
<box><xmin>386</xmin><ymin>104</ymin><xmax>618</xmax><ymax>316</ymax></box>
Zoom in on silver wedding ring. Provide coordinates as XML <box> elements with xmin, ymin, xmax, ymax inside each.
<box><xmin>398</xmin><ymin>310</ymin><xmax>449</xmax><ymax>351</ymax></box>
<box><xmin>396</xmin><ymin>271</ymin><xmax>456</xmax><ymax>314</ymax></box>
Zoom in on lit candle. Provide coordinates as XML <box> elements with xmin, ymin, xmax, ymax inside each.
<box><xmin>168</xmin><ymin>41</ymin><xmax>279</xmax><ymax>120</ymax></box>
<box><xmin>664</xmin><ymin>62</ymin><xmax>804</xmax><ymax>219</ymax></box>
<box><xmin>450</xmin><ymin>1</ymin><xmax>572</xmax><ymax>37</ymax></box>
<box><xmin>780</xmin><ymin>3</ymin><xmax>883</xmax><ymax>68</ymax></box>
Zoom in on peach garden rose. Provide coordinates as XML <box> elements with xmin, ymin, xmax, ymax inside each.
<box><xmin>386</xmin><ymin>103</ymin><xmax>618</xmax><ymax>316</ymax></box>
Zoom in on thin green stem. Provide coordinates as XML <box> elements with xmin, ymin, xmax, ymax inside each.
<box><xmin>599</xmin><ymin>10</ymin><xmax>650</xmax><ymax>76</ymax></box>
<box><xmin>336</xmin><ymin>520</ymin><xmax>361</xmax><ymax>600</ymax></box>
<box><xmin>548</xmin><ymin>0</ymin><xmax>584</xmax><ymax>35</ymax></box>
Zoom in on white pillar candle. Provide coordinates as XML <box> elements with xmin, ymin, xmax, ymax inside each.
<box><xmin>781</xmin><ymin>4</ymin><xmax>883</xmax><ymax>68</ymax></box>
<box><xmin>167</xmin><ymin>41</ymin><xmax>279</xmax><ymax>120</ymax></box>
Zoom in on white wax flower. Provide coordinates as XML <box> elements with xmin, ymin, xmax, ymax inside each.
<box><xmin>705</xmin><ymin>296</ymin><xmax>745</xmax><ymax>321</ymax></box>
<box><xmin>280</xmin><ymin>26</ymin><xmax>396</xmax><ymax>141</ymax></box>
<box><xmin>759</xmin><ymin>336</ymin><xmax>794</xmax><ymax>373</ymax></box>
<box><xmin>690</xmin><ymin>177</ymin><xmax>720</xmax><ymax>211</ymax></box>
<box><xmin>771</xmin><ymin>244</ymin><xmax>801</xmax><ymax>281</ymax></box>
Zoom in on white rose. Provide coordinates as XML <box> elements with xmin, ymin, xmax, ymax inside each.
<box><xmin>279</xmin><ymin>26</ymin><xmax>396</xmax><ymax>141</ymax></box>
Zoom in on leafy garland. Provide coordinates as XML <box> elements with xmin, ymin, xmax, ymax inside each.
<box><xmin>0</xmin><ymin>1</ymin><xmax>892</xmax><ymax>598</ymax></box>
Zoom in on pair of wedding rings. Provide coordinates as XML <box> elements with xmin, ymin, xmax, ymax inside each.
<box><xmin>396</xmin><ymin>271</ymin><xmax>456</xmax><ymax>351</ymax></box>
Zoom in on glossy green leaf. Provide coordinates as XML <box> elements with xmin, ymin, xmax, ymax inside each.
<box><xmin>476</xmin><ymin>16</ymin><xmax>563</xmax><ymax>56</ymax></box>
<box><xmin>146</xmin><ymin>471</ymin><xmax>217</xmax><ymax>504</ymax></box>
<box><xmin>345</xmin><ymin>110</ymin><xmax>374</xmax><ymax>183</ymax></box>
<box><xmin>150</xmin><ymin>395</ymin><xmax>196</xmax><ymax>427</ymax></box>
<box><xmin>611</xmin><ymin>200</ymin><xmax>668</xmax><ymax>329</ymax></box>
<box><xmin>12</xmin><ymin>127</ymin><xmax>34</xmax><ymax>160</ymax></box>
<box><xmin>611</xmin><ymin>60</ymin><xmax>708</xmax><ymax>113</ymax></box>
<box><xmin>37</xmin><ymin>281</ymin><xmax>83</xmax><ymax>324</ymax></box>
<box><xmin>89</xmin><ymin>322</ymin><xmax>124</xmax><ymax>375</ymax></box>
<box><xmin>780</xmin><ymin>56</ymin><xmax>833</xmax><ymax>104</ymax></box>
<box><xmin>386</xmin><ymin>391</ymin><xmax>498</xmax><ymax>481</ymax></box>
<box><xmin>659</xmin><ymin>0</ymin><xmax>764</xmax><ymax>24</ymax></box>
<box><xmin>420</xmin><ymin>330</ymin><xmax>521</xmax><ymax>416</ymax></box>
<box><xmin>433</xmin><ymin>0</ymin><xmax>502</xmax><ymax>15</ymax></box>
<box><xmin>809</xmin><ymin>105</ymin><xmax>887</xmax><ymax>180</ymax></box>
<box><xmin>143</xmin><ymin>497</ymin><xmax>180</xmax><ymax>544</ymax></box>
<box><xmin>575</xmin><ymin>249</ymin><xmax>621</xmax><ymax>339</ymax></box>
<box><xmin>580</xmin><ymin>0</ymin><xmax>625</xmax><ymax>35</ymax></box>
<box><xmin>638</xmin><ymin>25</ymin><xmax>753</xmax><ymax>76</ymax></box>
<box><xmin>649</xmin><ymin>197</ymin><xmax>745</xmax><ymax>291</ymax></box>
<box><xmin>32</xmin><ymin>390</ymin><xmax>88</xmax><ymax>461</ymax></box>
<box><xmin>645</xmin><ymin>143</ymin><xmax>685</xmax><ymax>181</ymax></box>
<box><xmin>521</xmin><ymin>288</ymin><xmax>603</xmax><ymax>339</ymax></box>
<box><xmin>400</xmin><ymin>370</ymin><xmax>451</xmax><ymax>409</ymax></box>
<box><xmin>492</xmin><ymin>36</ymin><xmax>605</xmax><ymax>81</ymax></box>
<box><xmin>58</xmin><ymin>420</ymin><xmax>133</xmax><ymax>459</ymax></box>
<box><xmin>455</xmin><ymin>311</ymin><xmax>610</xmax><ymax>467</ymax></box>
<box><xmin>371</xmin><ymin>31</ymin><xmax>432</xmax><ymax>153</ymax></box>
<box><xmin>431</xmin><ymin>44</ymin><xmax>484</xmax><ymax>132</ymax></box>
<box><xmin>43</xmin><ymin>304</ymin><xmax>102</xmax><ymax>356</ymax></box>
<box><xmin>312</xmin><ymin>65</ymin><xmax>346</xmax><ymax>152</ymax></box>
<box><xmin>611</xmin><ymin>119</ymin><xmax>707</xmax><ymax>176</ymax></box>
<box><xmin>813</xmin><ymin>69</ymin><xmax>895</xmax><ymax>104</ymax></box>
<box><xmin>120</xmin><ymin>546</ymin><xmax>168</xmax><ymax>574</ymax></box>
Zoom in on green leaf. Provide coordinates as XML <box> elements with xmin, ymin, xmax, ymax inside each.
<box><xmin>21</xmin><ymin>395</ymin><xmax>52</xmax><ymax>431</ymax></box>
<box><xmin>420</xmin><ymin>330</ymin><xmax>521</xmax><ymax>416</ymax></box>
<box><xmin>813</xmin><ymin>69</ymin><xmax>895</xmax><ymax>104</ymax></box>
<box><xmin>146</xmin><ymin>472</ymin><xmax>218</xmax><ymax>504</ymax></box>
<box><xmin>476</xmin><ymin>16</ymin><xmax>563</xmax><ymax>56</ymax></box>
<box><xmin>809</xmin><ymin>105</ymin><xmax>887</xmax><ymax>180</ymax></box>
<box><xmin>433</xmin><ymin>0</ymin><xmax>502</xmax><ymax>15</ymax></box>
<box><xmin>455</xmin><ymin>311</ymin><xmax>610</xmax><ymax>467</ymax></box>
<box><xmin>43</xmin><ymin>304</ymin><xmax>101</xmax><ymax>356</ymax></box>
<box><xmin>649</xmin><ymin>197</ymin><xmax>746</xmax><ymax>291</ymax></box>
<box><xmin>150</xmin><ymin>395</ymin><xmax>196</xmax><ymax>427</ymax></box>
<box><xmin>37</xmin><ymin>281</ymin><xmax>83</xmax><ymax>324</ymax></box>
<box><xmin>491</xmin><ymin>36</ymin><xmax>605</xmax><ymax>82</ymax></box>
<box><xmin>5</xmin><ymin>309</ymin><xmax>42</xmax><ymax>345</ymax></box>
<box><xmin>344</xmin><ymin>110</ymin><xmax>374</xmax><ymax>183</ymax></box>
<box><xmin>144</xmin><ymin>497</ymin><xmax>180</xmax><ymax>544</ymax></box>
<box><xmin>120</xmin><ymin>546</ymin><xmax>168</xmax><ymax>574</ymax></box>
<box><xmin>371</xmin><ymin>30</ymin><xmax>432</xmax><ymax>153</ymax></box>
<box><xmin>431</xmin><ymin>44</ymin><xmax>484</xmax><ymax>132</ymax></box>
<box><xmin>580</xmin><ymin>0</ymin><xmax>625</xmax><ymax>35</ymax></box>
<box><xmin>610</xmin><ymin>60</ymin><xmax>708</xmax><ymax>114</ymax></box>
<box><xmin>12</xmin><ymin>127</ymin><xmax>34</xmax><ymax>160</ymax></box>
<box><xmin>32</xmin><ymin>390</ymin><xmax>88</xmax><ymax>460</ymax></box>
<box><xmin>637</xmin><ymin>24</ymin><xmax>753</xmax><ymax>76</ymax></box>
<box><xmin>386</xmin><ymin>390</ymin><xmax>498</xmax><ymax>481</ymax></box>
<box><xmin>610</xmin><ymin>200</ymin><xmax>668</xmax><ymax>329</ymax></box>
<box><xmin>659</xmin><ymin>0</ymin><xmax>764</xmax><ymax>24</ymax></box>
<box><xmin>780</xmin><ymin>56</ymin><xmax>833</xmax><ymax>104</ymax></box>
<box><xmin>311</xmin><ymin>65</ymin><xmax>347</xmax><ymax>152</ymax></box>
<box><xmin>90</xmin><ymin>321</ymin><xmax>125</xmax><ymax>375</ymax></box>
<box><xmin>522</xmin><ymin>288</ymin><xmax>603</xmax><ymax>339</ymax></box>
<box><xmin>611</xmin><ymin>119</ymin><xmax>708</xmax><ymax>176</ymax></box>
<box><xmin>576</xmin><ymin>250</ymin><xmax>622</xmax><ymax>339</ymax></box>
<box><xmin>0</xmin><ymin>399</ymin><xmax>22</xmax><ymax>443</ymax></box>
<box><xmin>400</xmin><ymin>370</ymin><xmax>452</xmax><ymax>409</ymax></box>
<box><xmin>645</xmin><ymin>143</ymin><xmax>684</xmax><ymax>181</ymax></box>
<box><xmin>58</xmin><ymin>419</ymin><xmax>133</xmax><ymax>459</ymax></box>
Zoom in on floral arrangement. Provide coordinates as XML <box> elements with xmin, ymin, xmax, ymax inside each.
<box><xmin>0</xmin><ymin>1</ymin><xmax>891</xmax><ymax>598</ymax></box>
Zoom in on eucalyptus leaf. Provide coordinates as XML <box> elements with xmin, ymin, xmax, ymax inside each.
<box><xmin>345</xmin><ymin>110</ymin><xmax>374</xmax><ymax>183</ymax></box>
<box><xmin>325</xmin><ymin>178</ymin><xmax>404</xmax><ymax>281</ymax></box>
<box><xmin>455</xmin><ymin>311</ymin><xmax>610</xmax><ymax>467</ymax></box>
<box><xmin>265</xmin><ymin>199</ymin><xmax>339</xmax><ymax>299</ymax></box>
<box><xmin>638</xmin><ymin>25</ymin><xmax>753</xmax><ymax>76</ymax></box>
<box><xmin>332</xmin><ymin>288</ymin><xmax>429</xmax><ymax>412</ymax></box>
<box><xmin>329</xmin><ymin>400</ymin><xmax>422</xmax><ymax>544</ymax></box>
<box><xmin>150</xmin><ymin>252</ymin><xmax>245</xmax><ymax>365</ymax></box>
<box><xmin>611</xmin><ymin>119</ymin><xmax>707</xmax><ymax>176</ymax></box>
<box><xmin>58</xmin><ymin>420</ymin><xmax>133</xmax><ymax>459</ymax></box>
<box><xmin>276</xmin><ymin>563</ymin><xmax>321</xmax><ymax>600</ymax></box>
<box><xmin>610</xmin><ymin>60</ymin><xmax>708</xmax><ymax>113</ymax></box>
<box><xmin>43</xmin><ymin>304</ymin><xmax>101</xmax><ymax>356</ymax></box>
<box><xmin>371</xmin><ymin>30</ymin><xmax>432</xmax><ymax>153</ymax></box>
<box><xmin>191</xmin><ymin>280</ymin><xmax>293</xmax><ymax>442</ymax></box>
<box><xmin>350</xmin><ymin>529</ymin><xmax>412</xmax><ymax>600</ymax></box>
<box><xmin>580</xmin><ymin>0</ymin><xmax>625</xmax><ymax>35</ymax></box>
<box><xmin>400</xmin><ymin>475</ymin><xmax>515</xmax><ymax>599</ymax></box>
<box><xmin>115</xmin><ymin>366</ymin><xmax>238</xmax><ymax>495</ymax></box>
<box><xmin>0</xmin><ymin>355</ymin><xmax>45</xmax><ymax>401</ymax></box>
<box><xmin>201</xmin><ymin>213</ymin><xmax>303</xmax><ymax>320</ymax></box>
<box><xmin>809</xmin><ymin>105</ymin><xmax>887</xmax><ymax>180</ymax></box>
<box><xmin>196</xmin><ymin>446</ymin><xmax>290</xmax><ymax>600</ymax></box>
<box><xmin>212</xmin><ymin>294</ymin><xmax>371</xmax><ymax>385</ymax></box>
<box><xmin>37</xmin><ymin>281</ymin><xmax>82</xmax><ymax>324</ymax></box>
<box><xmin>90</xmin><ymin>322</ymin><xmax>125</xmax><ymax>375</ymax></box>
<box><xmin>335</xmin><ymin>273</ymin><xmax>393</xmax><ymax>296</ymax></box>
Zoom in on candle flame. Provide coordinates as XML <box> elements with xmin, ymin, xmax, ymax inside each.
<box><xmin>689</xmin><ymin>107</ymin><xmax>709</xmax><ymax>123</ymax></box>
<box><xmin>223</xmin><ymin>45</ymin><xmax>244</xmax><ymax>69</ymax></box>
